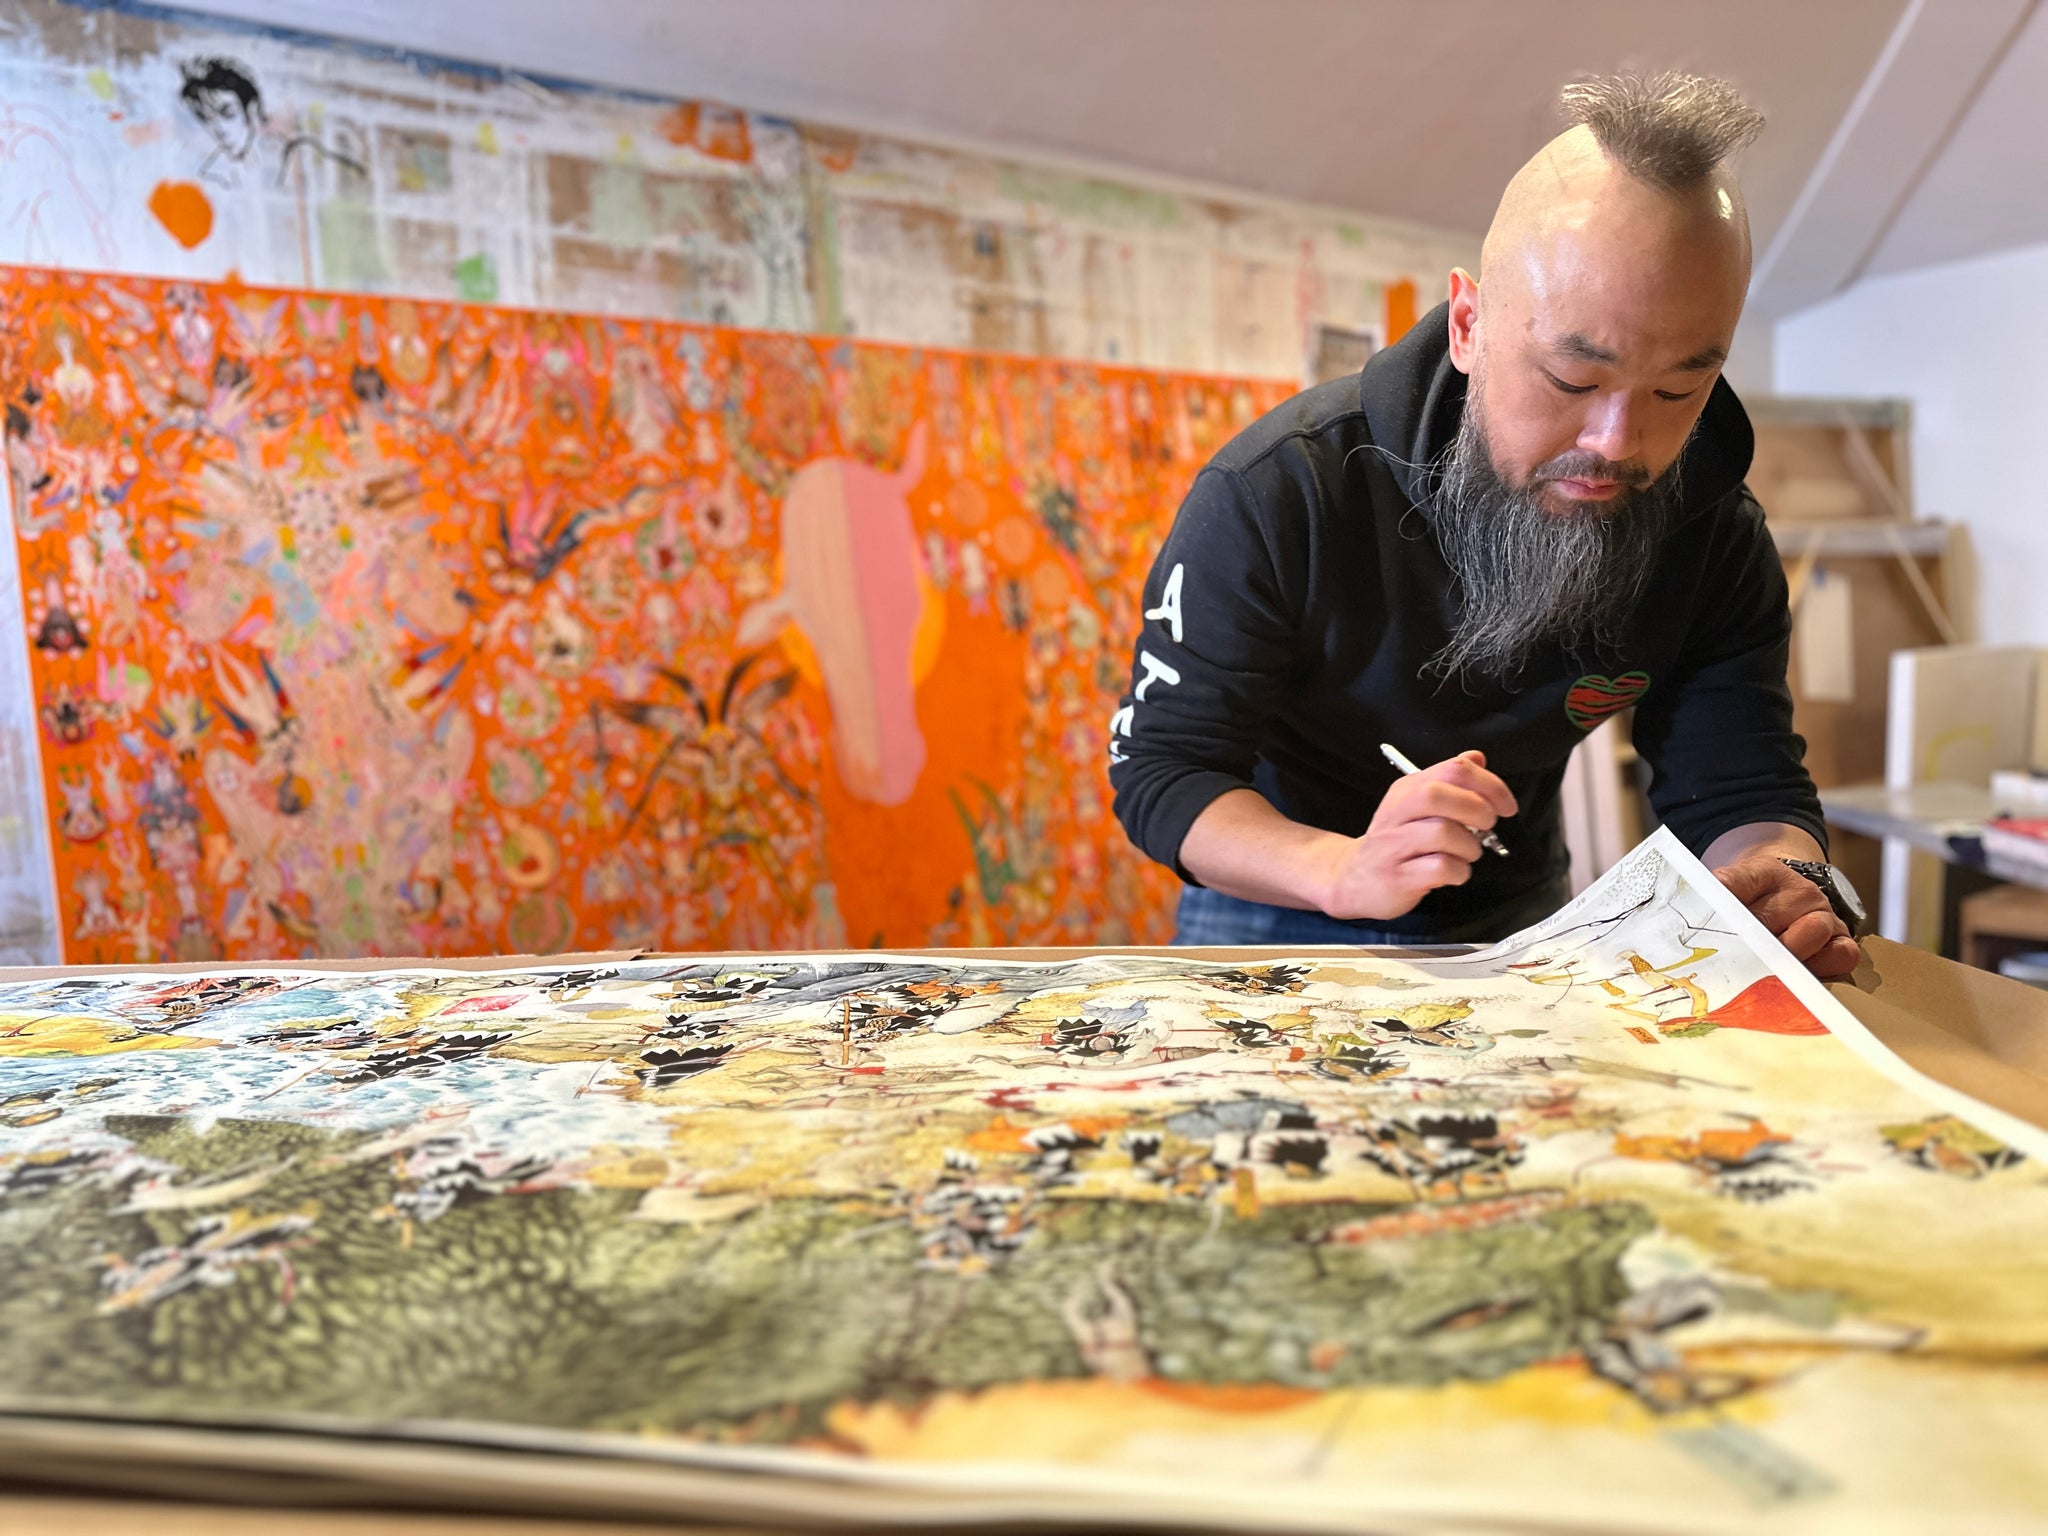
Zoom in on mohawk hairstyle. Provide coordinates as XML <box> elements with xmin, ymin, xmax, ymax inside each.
<box><xmin>1559</xmin><ymin>71</ymin><xmax>1763</xmax><ymax>191</ymax></box>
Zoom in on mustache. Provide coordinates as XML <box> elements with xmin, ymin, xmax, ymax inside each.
<box><xmin>1529</xmin><ymin>450</ymin><xmax>1655</xmax><ymax>489</ymax></box>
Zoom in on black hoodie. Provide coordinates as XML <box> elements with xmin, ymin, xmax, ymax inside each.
<box><xmin>1107</xmin><ymin>302</ymin><xmax>1824</xmax><ymax>939</ymax></box>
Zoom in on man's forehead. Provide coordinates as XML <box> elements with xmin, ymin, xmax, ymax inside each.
<box><xmin>1542</xmin><ymin>328</ymin><xmax>1728</xmax><ymax>373</ymax></box>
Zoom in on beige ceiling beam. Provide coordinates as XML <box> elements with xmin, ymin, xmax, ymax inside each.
<box><xmin>1750</xmin><ymin>0</ymin><xmax>2038</xmax><ymax>318</ymax></box>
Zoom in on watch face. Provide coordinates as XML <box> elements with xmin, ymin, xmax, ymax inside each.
<box><xmin>1826</xmin><ymin>865</ymin><xmax>1867</xmax><ymax>925</ymax></box>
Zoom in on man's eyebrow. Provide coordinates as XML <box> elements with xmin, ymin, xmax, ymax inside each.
<box><xmin>1671</xmin><ymin>344</ymin><xmax>1729</xmax><ymax>373</ymax></box>
<box><xmin>1548</xmin><ymin>331</ymin><xmax>1617</xmax><ymax>365</ymax></box>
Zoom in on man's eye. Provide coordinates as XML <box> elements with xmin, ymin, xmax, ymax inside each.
<box><xmin>1654</xmin><ymin>387</ymin><xmax>1701</xmax><ymax>402</ymax></box>
<box><xmin>1545</xmin><ymin>372</ymin><xmax>1596</xmax><ymax>396</ymax></box>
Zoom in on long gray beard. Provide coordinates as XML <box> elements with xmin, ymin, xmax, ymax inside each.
<box><xmin>1423</xmin><ymin>407</ymin><xmax>1680</xmax><ymax>685</ymax></box>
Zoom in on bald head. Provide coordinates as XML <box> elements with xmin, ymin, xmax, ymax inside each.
<box><xmin>1480</xmin><ymin>123</ymin><xmax>1751</xmax><ymax>304</ymax></box>
<box><xmin>1487</xmin><ymin>70</ymin><xmax>1763</xmax><ymax>296</ymax></box>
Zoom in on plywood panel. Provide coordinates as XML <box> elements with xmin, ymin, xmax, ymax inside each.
<box><xmin>1790</xmin><ymin>556</ymin><xmax>1952</xmax><ymax>788</ymax></box>
<box><xmin>1885</xmin><ymin>645</ymin><xmax>2043</xmax><ymax>787</ymax></box>
<box><xmin>1749</xmin><ymin>399</ymin><xmax>1910</xmax><ymax>522</ymax></box>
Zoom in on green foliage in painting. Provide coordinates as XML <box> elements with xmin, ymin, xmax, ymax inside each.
<box><xmin>0</xmin><ymin>1116</ymin><xmax>1650</xmax><ymax>1442</ymax></box>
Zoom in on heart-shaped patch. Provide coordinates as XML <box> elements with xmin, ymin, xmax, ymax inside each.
<box><xmin>1565</xmin><ymin>670</ymin><xmax>1650</xmax><ymax>730</ymax></box>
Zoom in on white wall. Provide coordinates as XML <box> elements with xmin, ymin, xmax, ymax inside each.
<box><xmin>1774</xmin><ymin>239</ymin><xmax>2048</xmax><ymax>647</ymax></box>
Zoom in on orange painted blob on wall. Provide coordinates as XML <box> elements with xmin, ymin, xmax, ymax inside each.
<box><xmin>146</xmin><ymin>180</ymin><xmax>215</xmax><ymax>249</ymax></box>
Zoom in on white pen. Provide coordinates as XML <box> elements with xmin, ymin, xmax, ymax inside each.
<box><xmin>1379</xmin><ymin>742</ymin><xmax>1510</xmax><ymax>857</ymax></box>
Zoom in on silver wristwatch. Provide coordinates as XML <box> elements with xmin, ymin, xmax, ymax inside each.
<box><xmin>1780</xmin><ymin>859</ymin><xmax>1868</xmax><ymax>936</ymax></box>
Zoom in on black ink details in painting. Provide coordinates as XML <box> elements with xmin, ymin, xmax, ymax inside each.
<box><xmin>635</xmin><ymin>1043</ymin><xmax>733</xmax><ymax>1089</ymax></box>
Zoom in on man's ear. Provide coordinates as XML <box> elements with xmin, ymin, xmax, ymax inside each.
<box><xmin>1446</xmin><ymin>268</ymin><xmax>1480</xmax><ymax>375</ymax></box>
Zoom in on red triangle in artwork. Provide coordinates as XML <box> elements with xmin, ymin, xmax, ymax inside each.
<box><xmin>1707</xmin><ymin>975</ymin><xmax>1828</xmax><ymax>1035</ymax></box>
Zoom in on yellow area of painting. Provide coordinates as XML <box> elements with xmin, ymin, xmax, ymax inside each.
<box><xmin>824</xmin><ymin>1354</ymin><xmax>2048</xmax><ymax>1526</ymax></box>
<box><xmin>493</xmin><ymin>1024</ymin><xmax>643</xmax><ymax>1065</ymax></box>
<box><xmin>827</xmin><ymin>1360</ymin><xmax>1660</xmax><ymax>1467</ymax></box>
<box><xmin>652</xmin><ymin>1096</ymin><xmax>972</xmax><ymax>1208</ymax></box>
<box><xmin>964</xmin><ymin>1113</ymin><xmax>1127</xmax><ymax>1153</ymax></box>
<box><xmin>1652</xmin><ymin>1169</ymin><xmax>2048</xmax><ymax>1351</ymax></box>
<box><xmin>1561</xmin><ymin>1025</ymin><xmax>2048</xmax><ymax>1350</ymax></box>
<box><xmin>1300</xmin><ymin>965</ymin><xmax>1421</xmax><ymax>989</ymax></box>
<box><xmin>571</xmin><ymin>1145</ymin><xmax>675</xmax><ymax>1189</ymax></box>
<box><xmin>1698</xmin><ymin>1353</ymin><xmax>2048</xmax><ymax>1519</ymax></box>
<box><xmin>0</xmin><ymin>1016</ymin><xmax>216</xmax><ymax>1057</ymax></box>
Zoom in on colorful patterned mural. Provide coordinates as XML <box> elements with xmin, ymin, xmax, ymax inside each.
<box><xmin>0</xmin><ymin>266</ymin><xmax>1290</xmax><ymax>962</ymax></box>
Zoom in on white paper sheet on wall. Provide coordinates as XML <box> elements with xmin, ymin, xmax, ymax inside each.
<box><xmin>1796</xmin><ymin>563</ymin><xmax>1856</xmax><ymax>705</ymax></box>
<box><xmin>0</xmin><ymin>480</ymin><xmax>61</xmax><ymax>965</ymax></box>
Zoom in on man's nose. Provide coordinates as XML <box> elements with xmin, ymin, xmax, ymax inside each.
<box><xmin>1577</xmin><ymin>393</ymin><xmax>1641</xmax><ymax>466</ymax></box>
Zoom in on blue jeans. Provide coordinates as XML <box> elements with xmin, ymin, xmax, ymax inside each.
<box><xmin>1172</xmin><ymin>878</ymin><xmax>1571</xmax><ymax>947</ymax></box>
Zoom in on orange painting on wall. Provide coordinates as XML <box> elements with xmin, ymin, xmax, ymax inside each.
<box><xmin>0</xmin><ymin>267</ymin><xmax>1290</xmax><ymax>963</ymax></box>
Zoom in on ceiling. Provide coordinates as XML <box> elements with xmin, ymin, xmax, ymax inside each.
<box><xmin>175</xmin><ymin>1</ymin><xmax>1902</xmax><ymax>250</ymax></box>
<box><xmin>1864</xmin><ymin>0</ymin><xmax>2048</xmax><ymax>279</ymax></box>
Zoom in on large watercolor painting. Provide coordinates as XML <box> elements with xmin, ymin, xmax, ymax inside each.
<box><xmin>0</xmin><ymin>266</ymin><xmax>1289</xmax><ymax>963</ymax></box>
<box><xmin>1</xmin><ymin>829</ymin><xmax>2043</xmax><ymax>1532</ymax></box>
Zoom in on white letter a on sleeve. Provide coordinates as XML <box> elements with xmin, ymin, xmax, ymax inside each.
<box><xmin>1143</xmin><ymin>562</ymin><xmax>1185</xmax><ymax>644</ymax></box>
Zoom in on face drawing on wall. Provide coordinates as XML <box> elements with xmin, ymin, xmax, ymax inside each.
<box><xmin>178</xmin><ymin>57</ymin><xmax>265</xmax><ymax>187</ymax></box>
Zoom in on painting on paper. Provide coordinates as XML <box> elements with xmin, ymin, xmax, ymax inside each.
<box><xmin>1</xmin><ymin>830</ymin><xmax>2043</xmax><ymax>1533</ymax></box>
<box><xmin>0</xmin><ymin>266</ymin><xmax>1290</xmax><ymax>962</ymax></box>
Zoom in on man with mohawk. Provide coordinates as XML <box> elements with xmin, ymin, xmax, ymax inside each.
<box><xmin>1110</xmin><ymin>73</ymin><xmax>1863</xmax><ymax>975</ymax></box>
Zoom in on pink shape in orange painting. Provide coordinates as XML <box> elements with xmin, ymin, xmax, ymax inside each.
<box><xmin>740</xmin><ymin>424</ymin><xmax>930</xmax><ymax>805</ymax></box>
